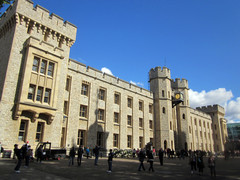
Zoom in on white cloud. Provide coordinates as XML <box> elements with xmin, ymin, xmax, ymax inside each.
<box><xmin>101</xmin><ymin>67</ymin><xmax>113</xmax><ymax>76</ymax></box>
<box><xmin>130</xmin><ymin>80</ymin><xmax>144</xmax><ymax>87</ymax></box>
<box><xmin>189</xmin><ymin>88</ymin><xmax>240</xmax><ymax>123</ymax></box>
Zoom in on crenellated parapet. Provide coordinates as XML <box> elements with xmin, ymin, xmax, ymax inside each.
<box><xmin>196</xmin><ymin>104</ymin><xmax>225</xmax><ymax>115</ymax></box>
<box><xmin>149</xmin><ymin>66</ymin><xmax>171</xmax><ymax>81</ymax></box>
<box><xmin>68</xmin><ymin>59</ymin><xmax>153</xmax><ymax>98</ymax></box>
<box><xmin>0</xmin><ymin>0</ymin><xmax>77</xmax><ymax>46</ymax></box>
<box><xmin>171</xmin><ymin>78</ymin><xmax>188</xmax><ymax>89</ymax></box>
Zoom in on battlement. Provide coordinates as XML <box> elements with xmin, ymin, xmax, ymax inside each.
<box><xmin>196</xmin><ymin>104</ymin><xmax>225</xmax><ymax>115</ymax></box>
<box><xmin>0</xmin><ymin>0</ymin><xmax>77</xmax><ymax>42</ymax></box>
<box><xmin>171</xmin><ymin>78</ymin><xmax>188</xmax><ymax>89</ymax></box>
<box><xmin>68</xmin><ymin>59</ymin><xmax>153</xmax><ymax>98</ymax></box>
<box><xmin>149</xmin><ymin>66</ymin><xmax>171</xmax><ymax>81</ymax></box>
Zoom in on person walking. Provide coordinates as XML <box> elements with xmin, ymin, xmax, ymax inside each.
<box><xmin>36</xmin><ymin>145</ymin><xmax>43</xmax><ymax>163</ymax></box>
<box><xmin>158</xmin><ymin>148</ymin><xmax>164</xmax><ymax>166</ymax></box>
<box><xmin>208</xmin><ymin>155</ymin><xmax>216</xmax><ymax>177</ymax></box>
<box><xmin>68</xmin><ymin>146</ymin><xmax>75</xmax><ymax>166</ymax></box>
<box><xmin>138</xmin><ymin>149</ymin><xmax>145</xmax><ymax>171</ymax></box>
<box><xmin>107</xmin><ymin>149</ymin><xmax>114</xmax><ymax>173</ymax></box>
<box><xmin>77</xmin><ymin>145</ymin><xmax>84</xmax><ymax>166</ymax></box>
<box><xmin>147</xmin><ymin>150</ymin><xmax>154</xmax><ymax>172</ymax></box>
<box><xmin>93</xmin><ymin>145</ymin><xmax>100</xmax><ymax>165</ymax></box>
<box><xmin>14</xmin><ymin>144</ymin><xmax>22</xmax><ymax>173</ymax></box>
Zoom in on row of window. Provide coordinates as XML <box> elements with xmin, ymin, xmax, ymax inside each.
<box><xmin>79</xmin><ymin>105</ymin><xmax>153</xmax><ymax>129</ymax></box>
<box><xmin>18</xmin><ymin>120</ymin><xmax>44</xmax><ymax>142</ymax></box>
<box><xmin>77</xmin><ymin>130</ymin><xmax>153</xmax><ymax>149</ymax></box>
<box><xmin>28</xmin><ymin>84</ymin><xmax>51</xmax><ymax>104</ymax></box>
<box><xmin>32</xmin><ymin>57</ymin><xmax>54</xmax><ymax>77</ymax></box>
<box><xmin>80</xmin><ymin>83</ymin><xmax>153</xmax><ymax>113</ymax></box>
<box><xmin>191</xmin><ymin>117</ymin><xmax>212</xmax><ymax>130</ymax></box>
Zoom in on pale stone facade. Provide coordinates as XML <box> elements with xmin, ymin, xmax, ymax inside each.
<box><xmin>0</xmin><ymin>0</ymin><xmax>227</xmax><ymax>154</ymax></box>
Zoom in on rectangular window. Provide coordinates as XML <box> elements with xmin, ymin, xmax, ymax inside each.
<box><xmin>99</xmin><ymin>89</ymin><xmax>105</xmax><ymax>101</ymax></box>
<box><xmin>139</xmin><ymin>101</ymin><xmax>143</xmax><ymax>111</ymax></box>
<box><xmin>127</xmin><ymin>135</ymin><xmax>132</xmax><ymax>148</ymax></box>
<box><xmin>139</xmin><ymin>118</ymin><xmax>143</xmax><ymax>128</ymax></box>
<box><xmin>35</xmin><ymin>122</ymin><xmax>44</xmax><ymax>142</ymax></box>
<box><xmin>44</xmin><ymin>88</ymin><xmax>51</xmax><ymax>104</ymax></box>
<box><xmin>32</xmin><ymin>57</ymin><xmax>40</xmax><ymax>72</ymax></box>
<box><xmin>77</xmin><ymin>130</ymin><xmax>85</xmax><ymax>146</ymax></box>
<box><xmin>40</xmin><ymin>60</ymin><xmax>47</xmax><ymax>74</ymax></box>
<box><xmin>28</xmin><ymin>84</ymin><xmax>36</xmax><ymax>100</ymax></box>
<box><xmin>36</xmin><ymin>87</ymin><xmax>43</xmax><ymax>102</ymax></box>
<box><xmin>65</xmin><ymin>77</ymin><xmax>71</xmax><ymax>91</ymax></box>
<box><xmin>139</xmin><ymin>136</ymin><xmax>143</xmax><ymax>148</ymax></box>
<box><xmin>114</xmin><ymin>93</ymin><xmax>120</xmax><ymax>104</ymax></box>
<box><xmin>98</xmin><ymin>109</ymin><xmax>104</xmax><ymax>121</ymax></box>
<box><xmin>127</xmin><ymin>115</ymin><xmax>132</xmax><ymax>126</ymax></box>
<box><xmin>64</xmin><ymin>101</ymin><xmax>68</xmax><ymax>115</ymax></box>
<box><xmin>113</xmin><ymin>134</ymin><xmax>119</xmax><ymax>148</ymax></box>
<box><xmin>48</xmin><ymin>62</ymin><xmax>54</xmax><ymax>77</ymax></box>
<box><xmin>114</xmin><ymin>112</ymin><xmax>119</xmax><ymax>123</ymax></box>
<box><xmin>97</xmin><ymin>132</ymin><xmax>104</xmax><ymax>147</ymax></box>
<box><xmin>149</xmin><ymin>104</ymin><xmax>153</xmax><ymax>114</ymax></box>
<box><xmin>81</xmin><ymin>83</ymin><xmax>89</xmax><ymax>96</ymax></box>
<box><xmin>149</xmin><ymin>120</ymin><xmax>153</xmax><ymax>129</ymax></box>
<box><xmin>18</xmin><ymin>120</ymin><xmax>28</xmax><ymax>141</ymax></box>
<box><xmin>127</xmin><ymin>97</ymin><xmax>132</xmax><ymax>108</ymax></box>
<box><xmin>80</xmin><ymin>105</ymin><xmax>88</xmax><ymax>118</ymax></box>
<box><xmin>162</xmin><ymin>90</ymin><xmax>165</xmax><ymax>97</ymax></box>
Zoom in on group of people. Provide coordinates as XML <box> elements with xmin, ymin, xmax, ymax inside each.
<box><xmin>14</xmin><ymin>141</ymin><xmax>33</xmax><ymax>173</ymax></box>
<box><xmin>189</xmin><ymin>151</ymin><xmax>216</xmax><ymax>177</ymax></box>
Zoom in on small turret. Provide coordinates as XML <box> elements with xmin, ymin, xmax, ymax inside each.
<box><xmin>149</xmin><ymin>66</ymin><xmax>171</xmax><ymax>82</ymax></box>
<box><xmin>171</xmin><ymin>78</ymin><xmax>188</xmax><ymax>89</ymax></box>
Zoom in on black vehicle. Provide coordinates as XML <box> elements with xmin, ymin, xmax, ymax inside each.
<box><xmin>35</xmin><ymin>142</ymin><xmax>66</xmax><ymax>160</ymax></box>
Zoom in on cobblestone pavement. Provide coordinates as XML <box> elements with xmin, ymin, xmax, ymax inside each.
<box><xmin>0</xmin><ymin>156</ymin><xmax>240</xmax><ymax>180</ymax></box>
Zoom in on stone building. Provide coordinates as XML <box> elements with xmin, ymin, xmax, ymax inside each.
<box><xmin>0</xmin><ymin>0</ymin><xmax>228</xmax><ymax>154</ymax></box>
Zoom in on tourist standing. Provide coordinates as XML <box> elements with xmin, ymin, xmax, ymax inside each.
<box><xmin>133</xmin><ymin>148</ymin><xmax>136</xmax><ymax>158</ymax></box>
<box><xmin>189</xmin><ymin>152</ymin><xmax>197</xmax><ymax>175</ymax></box>
<box><xmin>107</xmin><ymin>149</ymin><xmax>114</xmax><ymax>173</ymax></box>
<box><xmin>93</xmin><ymin>145</ymin><xmax>100</xmax><ymax>165</ymax></box>
<box><xmin>86</xmin><ymin>147</ymin><xmax>90</xmax><ymax>159</ymax></box>
<box><xmin>208</xmin><ymin>155</ymin><xmax>216</xmax><ymax>177</ymax></box>
<box><xmin>69</xmin><ymin>146</ymin><xmax>75</xmax><ymax>166</ymax></box>
<box><xmin>77</xmin><ymin>145</ymin><xmax>84</xmax><ymax>166</ymax></box>
<box><xmin>158</xmin><ymin>148</ymin><xmax>164</xmax><ymax>166</ymax></box>
<box><xmin>197</xmin><ymin>153</ymin><xmax>204</xmax><ymax>176</ymax></box>
<box><xmin>14</xmin><ymin>144</ymin><xmax>22</xmax><ymax>173</ymax></box>
<box><xmin>138</xmin><ymin>149</ymin><xmax>145</xmax><ymax>171</ymax></box>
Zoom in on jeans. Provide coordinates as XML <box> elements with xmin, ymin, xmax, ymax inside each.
<box><xmin>15</xmin><ymin>158</ymin><xmax>22</xmax><ymax>171</ymax></box>
<box><xmin>108</xmin><ymin>161</ymin><xmax>112</xmax><ymax>171</ymax></box>
<box><xmin>95</xmin><ymin>155</ymin><xmax>99</xmax><ymax>165</ymax></box>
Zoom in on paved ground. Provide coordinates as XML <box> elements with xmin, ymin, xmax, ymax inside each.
<box><xmin>0</xmin><ymin>156</ymin><xmax>240</xmax><ymax>180</ymax></box>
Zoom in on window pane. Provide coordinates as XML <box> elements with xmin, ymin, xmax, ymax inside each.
<box><xmin>36</xmin><ymin>87</ymin><xmax>43</xmax><ymax>101</ymax></box>
<box><xmin>40</xmin><ymin>60</ymin><xmax>47</xmax><ymax>74</ymax></box>
<box><xmin>32</xmin><ymin>57</ymin><xmax>40</xmax><ymax>72</ymax></box>
<box><xmin>48</xmin><ymin>62</ymin><xmax>54</xmax><ymax>76</ymax></box>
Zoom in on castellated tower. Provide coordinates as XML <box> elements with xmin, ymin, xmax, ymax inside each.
<box><xmin>0</xmin><ymin>0</ymin><xmax>76</xmax><ymax>149</ymax></box>
<box><xmin>149</xmin><ymin>67</ymin><xmax>175</xmax><ymax>150</ymax></box>
<box><xmin>171</xmin><ymin>78</ymin><xmax>190</xmax><ymax>150</ymax></box>
<box><xmin>196</xmin><ymin>105</ymin><xmax>228</xmax><ymax>152</ymax></box>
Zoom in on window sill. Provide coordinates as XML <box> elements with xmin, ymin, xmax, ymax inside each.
<box><xmin>114</xmin><ymin>123</ymin><xmax>120</xmax><ymax>126</ymax></box>
<box><xmin>79</xmin><ymin>117</ymin><xmax>88</xmax><ymax>121</ymax></box>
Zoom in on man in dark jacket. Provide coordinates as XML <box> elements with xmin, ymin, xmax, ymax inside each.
<box><xmin>14</xmin><ymin>144</ymin><xmax>22</xmax><ymax>173</ymax></box>
<box><xmin>93</xmin><ymin>145</ymin><xmax>100</xmax><ymax>165</ymax></box>
<box><xmin>69</xmin><ymin>146</ymin><xmax>75</xmax><ymax>166</ymax></box>
<box><xmin>107</xmin><ymin>149</ymin><xmax>114</xmax><ymax>173</ymax></box>
<box><xmin>159</xmin><ymin>148</ymin><xmax>164</xmax><ymax>166</ymax></box>
<box><xmin>77</xmin><ymin>145</ymin><xmax>84</xmax><ymax>166</ymax></box>
<box><xmin>138</xmin><ymin>149</ymin><xmax>146</xmax><ymax>171</ymax></box>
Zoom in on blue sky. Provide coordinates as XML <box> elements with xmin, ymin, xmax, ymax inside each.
<box><xmin>2</xmin><ymin>0</ymin><xmax>240</xmax><ymax>123</ymax></box>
